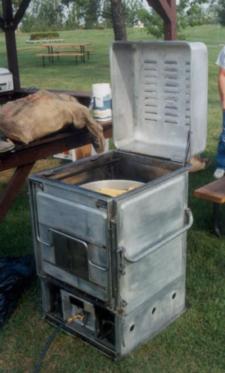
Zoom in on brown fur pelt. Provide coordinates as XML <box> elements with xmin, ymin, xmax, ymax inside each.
<box><xmin>0</xmin><ymin>90</ymin><xmax>105</xmax><ymax>153</ymax></box>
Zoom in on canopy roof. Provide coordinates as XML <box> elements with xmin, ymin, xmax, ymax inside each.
<box><xmin>0</xmin><ymin>0</ymin><xmax>176</xmax><ymax>90</ymax></box>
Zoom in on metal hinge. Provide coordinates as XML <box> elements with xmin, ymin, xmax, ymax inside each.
<box><xmin>118</xmin><ymin>246</ymin><xmax>126</xmax><ymax>276</ymax></box>
<box><xmin>96</xmin><ymin>199</ymin><xmax>107</xmax><ymax>209</ymax></box>
<box><xmin>32</xmin><ymin>180</ymin><xmax>44</xmax><ymax>191</ymax></box>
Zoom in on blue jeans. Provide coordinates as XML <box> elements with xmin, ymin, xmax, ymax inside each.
<box><xmin>216</xmin><ymin>110</ymin><xmax>225</xmax><ymax>169</ymax></box>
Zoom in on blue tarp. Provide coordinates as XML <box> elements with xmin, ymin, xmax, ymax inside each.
<box><xmin>0</xmin><ymin>255</ymin><xmax>35</xmax><ymax>327</ymax></box>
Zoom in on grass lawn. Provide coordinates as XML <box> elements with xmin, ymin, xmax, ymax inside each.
<box><xmin>0</xmin><ymin>25</ymin><xmax>225</xmax><ymax>372</ymax></box>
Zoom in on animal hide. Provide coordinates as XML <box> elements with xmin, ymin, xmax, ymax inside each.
<box><xmin>0</xmin><ymin>90</ymin><xmax>105</xmax><ymax>153</ymax></box>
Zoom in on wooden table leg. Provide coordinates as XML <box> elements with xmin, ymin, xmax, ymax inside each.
<box><xmin>0</xmin><ymin>162</ymin><xmax>34</xmax><ymax>223</ymax></box>
<box><xmin>213</xmin><ymin>202</ymin><xmax>222</xmax><ymax>237</ymax></box>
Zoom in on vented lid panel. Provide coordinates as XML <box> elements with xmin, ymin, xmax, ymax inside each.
<box><xmin>110</xmin><ymin>41</ymin><xmax>208</xmax><ymax>162</ymax></box>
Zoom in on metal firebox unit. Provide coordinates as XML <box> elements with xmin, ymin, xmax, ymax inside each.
<box><xmin>29</xmin><ymin>41</ymin><xmax>208</xmax><ymax>358</ymax></box>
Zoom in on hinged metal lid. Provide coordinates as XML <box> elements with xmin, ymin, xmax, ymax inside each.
<box><xmin>110</xmin><ymin>41</ymin><xmax>208</xmax><ymax>163</ymax></box>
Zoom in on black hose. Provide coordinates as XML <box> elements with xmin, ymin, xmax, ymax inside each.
<box><xmin>33</xmin><ymin>326</ymin><xmax>61</xmax><ymax>373</ymax></box>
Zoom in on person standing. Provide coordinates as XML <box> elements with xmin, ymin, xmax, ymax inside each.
<box><xmin>214</xmin><ymin>46</ymin><xmax>225</xmax><ymax>178</ymax></box>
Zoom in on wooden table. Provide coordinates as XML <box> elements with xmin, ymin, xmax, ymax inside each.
<box><xmin>41</xmin><ymin>43</ymin><xmax>91</xmax><ymax>64</ymax></box>
<box><xmin>0</xmin><ymin>89</ymin><xmax>112</xmax><ymax>223</ymax></box>
<box><xmin>194</xmin><ymin>178</ymin><xmax>225</xmax><ymax>237</ymax></box>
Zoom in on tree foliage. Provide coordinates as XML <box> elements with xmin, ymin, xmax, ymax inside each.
<box><xmin>8</xmin><ymin>0</ymin><xmax>218</xmax><ymax>35</ymax></box>
<box><xmin>217</xmin><ymin>0</ymin><xmax>225</xmax><ymax>26</ymax></box>
<box><xmin>62</xmin><ymin>0</ymin><xmax>101</xmax><ymax>29</ymax></box>
<box><xmin>124</xmin><ymin>0</ymin><xmax>143</xmax><ymax>27</ymax></box>
<box><xmin>138</xmin><ymin>0</ymin><xmax>214</xmax><ymax>39</ymax></box>
<box><xmin>20</xmin><ymin>0</ymin><xmax>144</xmax><ymax>32</ymax></box>
<box><xmin>22</xmin><ymin>0</ymin><xmax>64</xmax><ymax>32</ymax></box>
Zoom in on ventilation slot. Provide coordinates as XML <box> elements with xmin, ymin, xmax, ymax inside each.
<box><xmin>145</xmin><ymin>96</ymin><xmax>157</xmax><ymax>101</ymax></box>
<box><xmin>144</xmin><ymin>117</ymin><xmax>158</xmax><ymax>124</ymax></box>
<box><xmin>165</xmin><ymin>119</ymin><xmax>178</xmax><ymax>125</ymax></box>
<box><xmin>144</xmin><ymin>74</ymin><xmax>158</xmax><ymax>79</ymax></box>
<box><xmin>164</xmin><ymin>96</ymin><xmax>178</xmax><ymax>102</ymax></box>
<box><xmin>144</xmin><ymin>83</ymin><xmax>157</xmax><ymax>88</ymax></box>
<box><xmin>144</xmin><ymin>91</ymin><xmax>157</xmax><ymax>97</ymax></box>
<box><xmin>145</xmin><ymin>103</ymin><xmax>158</xmax><ymax>108</ymax></box>
<box><xmin>144</xmin><ymin>60</ymin><xmax>157</xmax><ymax>65</ymax></box>
<box><xmin>165</xmin><ymin>112</ymin><xmax>178</xmax><ymax>118</ymax></box>
<box><xmin>144</xmin><ymin>60</ymin><xmax>158</xmax><ymax>72</ymax></box>
<box><xmin>164</xmin><ymin>60</ymin><xmax>178</xmax><ymax>65</ymax></box>
<box><xmin>165</xmin><ymin>82</ymin><xmax>178</xmax><ymax>88</ymax></box>
<box><xmin>165</xmin><ymin>105</ymin><xmax>177</xmax><ymax>110</ymax></box>
<box><xmin>165</xmin><ymin>67</ymin><xmax>178</xmax><ymax>73</ymax></box>
<box><xmin>165</xmin><ymin>74</ymin><xmax>178</xmax><ymax>80</ymax></box>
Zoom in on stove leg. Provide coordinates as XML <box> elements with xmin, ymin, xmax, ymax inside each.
<box><xmin>213</xmin><ymin>203</ymin><xmax>222</xmax><ymax>237</ymax></box>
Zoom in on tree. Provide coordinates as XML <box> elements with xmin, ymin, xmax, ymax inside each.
<box><xmin>138</xmin><ymin>0</ymin><xmax>211</xmax><ymax>39</ymax></box>
<box><xmin>206</xmin><ymin>0</ymin><xmax>217</xmax><ymax>24</ymax></box>
<box><xmin>37</xmin><ymin>0</ymin><xmax>64</xmax><ymax>30</ymax></box>
<box><xmin>62</xmin><ymin>0</ymin><xmax>127</xmax><ymax>39</ymax></box>
<box><xmin>124</xmin><ymin>0</ymin><xmax>143</xmax><ymax>27</ymax></box>
<box><xmin>85</xmin><ymin>0</ymin><xmax>101</xmax><ymax>28</ymax></box>
<box><xmin>102</xmin><ymin>0</ymin><xmax>112</xmax><ymax>28</ymax></box>
<box><xmin>62</xmin><ymin>0</ymin><xmax>101</xmax><ymax>29</ymax></box>
<box><xmin>217</xmin><ymin>0</ymin><xmax>225</xmax><ymax>26</ymax></box>
<box><xmin>111</xmin><ymin>0</ymin><xmax>127</xmax><ymax>40</ymax></box>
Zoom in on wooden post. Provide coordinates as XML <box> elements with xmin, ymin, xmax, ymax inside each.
<box><xmin>1</xmin><ymin>0</ymin><xmax>31</xmax><ymax>90</ymax></box>
<box><xmin>2</xmin><ymin>0</ymin><xmax>21</xmax><ymax>90</ymax></box>
<box><xmin>165</xmin><ymin>0</ymin><xmax>176</xmax><ymax>40</ymax></box>
<box><xmin>147</xmin><ymin>0</ymin><xmax>176</xmax><ymax>40</ymax></box>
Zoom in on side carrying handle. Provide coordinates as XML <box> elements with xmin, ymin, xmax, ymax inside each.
<box><xmin>122</xmin><ymin>208</ymin><xmax>193</xmax><ymax>263</ymax></box>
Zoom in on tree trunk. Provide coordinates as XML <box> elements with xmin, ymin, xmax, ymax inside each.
<box><xmin>111</xmin><ymin>0</ymin><xmax>127</xmax><ymax>41</ymax></box>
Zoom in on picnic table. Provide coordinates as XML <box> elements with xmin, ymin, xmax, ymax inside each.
<box><xmin>194</xmin><ymin>178</ymin><xmax>225</xmax><ymax>237</ymax></box>
<box><xmin>38</xmin><ymin>43</ymin><xmax>92</xmax><ymax>66</ymax></box>
<box><xmin>0</xmin><ymin>88</ymin><xmax>112</xmax><ymax>223</ymax></box>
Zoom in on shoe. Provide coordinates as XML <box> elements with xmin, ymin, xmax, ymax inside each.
<box><xmin>0</xmin><ymin>138</ymin><xmax>15</xmax><ymax>153</ymax></box>
<box><xmin>214</xmin><ymin>168</ymin><xmax>225</xmax><ymax>179</ymax></box>
<box><xmin>189</xmin><ymin>156</ymin><xmax>207</xmax><ymax>173</ymax></box>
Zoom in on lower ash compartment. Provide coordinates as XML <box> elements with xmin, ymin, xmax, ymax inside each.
<box><xmin>40</xmin><ymin>275</ymin><xmax>185</xmax><ymax>358</ymax></box>
<box><xmin>41</xmin><ymin>278</ymin><xmax>116</xmax><ymax>351</ymax></box>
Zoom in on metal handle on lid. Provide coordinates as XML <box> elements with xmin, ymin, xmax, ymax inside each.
<box><xmin>122</xmin><ymin>208</ymin><xmax>193</xmax><ymax>263</ymax></box>
<box><xmin>88</xmin><ymin>260</ymin><xmax>107</xmax><ymax>272</ymax></box>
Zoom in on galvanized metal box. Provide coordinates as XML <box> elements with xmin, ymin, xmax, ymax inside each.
<box><xmin>29</xmin><ymin>41</ymin><xmax>208</xmax><ymax>358</ymax></box>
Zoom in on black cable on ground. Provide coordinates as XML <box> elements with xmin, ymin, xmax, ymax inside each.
<box><xmin>33</xmin><ymin>326</ymin><xmax>61</xmax><ymax>373</ymax></box>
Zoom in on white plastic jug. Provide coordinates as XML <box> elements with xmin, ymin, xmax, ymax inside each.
<box><xmin>91</xmin><ymin>83</ymin><xmax>112</xmax><ymax>122</ymax></box>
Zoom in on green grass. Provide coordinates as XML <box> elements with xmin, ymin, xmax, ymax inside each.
<box><xmin>1</xmin><ymin>25</ymin><xmax>225</xmax><ymax>372</ymax></box>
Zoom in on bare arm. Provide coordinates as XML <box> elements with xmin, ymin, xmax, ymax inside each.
<box><xmin>218</xmin><ymin>68</ymin><xmax>225</xmax><ymax>109</ymax></box>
